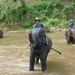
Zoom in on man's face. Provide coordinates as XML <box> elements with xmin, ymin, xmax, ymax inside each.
<box><xmin>35</xmin><ymin>20</ymin><xmax>40</xmax><ymax>24</ymax></box>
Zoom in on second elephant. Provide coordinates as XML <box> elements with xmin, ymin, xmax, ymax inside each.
<box><xmin>65</xmin><ymin>28</ymin><xmax>75</xmax><ymax>44</ymax></box>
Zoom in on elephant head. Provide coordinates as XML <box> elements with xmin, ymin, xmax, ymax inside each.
<box><xmin>29</xmin><ymin>28</ymin><xmax>46</xmax><ymax>48</ymax></box>
<box><xmin>65</xmin><ymin>28</ymin><xmax>75</xmax><ymax>44</ymax></box>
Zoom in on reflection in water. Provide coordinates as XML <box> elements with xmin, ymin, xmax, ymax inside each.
<box><xmin>0</xmin><ymin>31</ymin><xmax>75</xmax><ymax>75</ymax></box>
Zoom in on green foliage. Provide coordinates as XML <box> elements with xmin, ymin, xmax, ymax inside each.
<box><xmin>33</xmin><ymin>1</ymin><xmax>48</xmax><ymax>11</ymax></box>
<box><xmin>46</xmin><ymin>2</ymin><xmax>55</xmax><ymax>17</ymax></box>
<box><xmin>54</xmin><ymin>0</ymin><xmax>64</xmax><ymax>9</ymax></box>
<box><xmin>0</xmin><ymin>0</ymin><xmax>26</xmax><ymax>26</ymax></box>
<box><xmin>19</xmin><ymin>0</ymin><xmax>25</xmax><ymax>7</ymax></box>
<box><xmin>21</xmin><ymin>21</ymin><xmax>32</xmax><ymax>28</ymax></box>
<box><xmin>62</xmin><ymin>15</ymin><xmax>67</xmax><ymax>20</ymax></box>
<box><xmin>0</xmin><ymin>0</ymin><xmax>75</xmax><ymax>29</ymax></box>
<box><xmin>24</xmin><ymin>0</ymin><xmax>63</xmax><ymax>28</ymax></box>
<box><xmin>13</xmin><ymin>0</ymin><xmax>17</xmax><ymax>2</ymax></box>
<box><xmin>63</xmin><ymin>4</ymin><xmax>75</xmax><ymax>20</ymax></box>
<box><xmin>45</xmin><ymin>18</ymin><xmax>61</xmax><ymax>28</ymax></box>
<box><xmin>0</xmin><ymin>5</ymin><xmax>7</xmax><ymax>20</ymax></box>
<box><xmin>52</xmin><ymin>8</ymin><xmax>61</xmax><ymax>19</ymax></box>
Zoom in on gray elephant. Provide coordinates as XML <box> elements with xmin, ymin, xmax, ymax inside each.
<box><xmin>65</xmin><ymin>28</ymin><xmax>75</xmax><ymax>44</ymax></box>
<box><xmin>28</xmin><ymin>28</ymin><xmax>52</xmax><ymax>71</ymax></box>
<box><xmin>0</xmin><ymin>29</ymin><xmax>3</xmax><ymax>38</ymax></box>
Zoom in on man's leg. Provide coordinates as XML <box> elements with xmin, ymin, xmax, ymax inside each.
<box><xmin>46</xmin><ymin>38</ymin><xmax>48</xmax><ymax>45</ymax></box>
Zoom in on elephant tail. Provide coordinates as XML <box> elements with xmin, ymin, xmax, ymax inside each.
<box><xmin>51</xmin><ymin>48</ymin><xmax>61</xmax><ymax>54</ymax></box>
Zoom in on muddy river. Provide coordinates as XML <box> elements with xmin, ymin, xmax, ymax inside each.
<box><xmin>0</xmin><ymin>31</ymin><xmax>75</xmax><ymax>75</ymax></box>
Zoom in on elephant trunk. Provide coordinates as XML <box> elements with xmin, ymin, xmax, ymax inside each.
<box><xmin>33</xmin><ymin>40</ymin><xmax>42</xmax><ymax>48</ymax></box>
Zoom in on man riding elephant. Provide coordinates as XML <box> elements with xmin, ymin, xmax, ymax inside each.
<box><xmin>28</xmin><ymin>18</ymin><xmax>48</xmax><ymax>47</ymax></box>
<box><xmin>28</xmin><ymin>18</ymin><xmax>62</xmax><ymax>71</ymax></box>
<box><xmin>65</xmin><ymin>19</ymin><xmax>75</xmax><ymax>44</ymax></box>
<box><xmin>68</xmin><ymin>19</ymin><xmax>74</xmax><ymax>30</ymax></box>
<box><xmin>33</xmin><ymin>18</ymin><xmax>48</xmax><ymax>44</ymax></box>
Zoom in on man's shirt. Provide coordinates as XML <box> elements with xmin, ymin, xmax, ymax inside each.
<box><xmin>69</xmin><ymin>22</ymin><xmax>74</xmax><ymax>28</ymax></box>
<box><xmin>33</xmin><ymin>23</ymin><xmax>44</xmax><ymax>28</ymax></box>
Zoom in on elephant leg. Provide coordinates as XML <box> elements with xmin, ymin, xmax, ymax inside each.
<box><xmin>29</xmin><ymin>49</ymin><xmax>35</xmax><ymax>71</ymax></box>
<box><xmin>67</xmin><ymin>36</ymin><xmax>70</xmax><ymax>44</ymax></box>
<box><xmin>35</xmin><ymin>57</ymin><xmax>39</xmax><ymax>65</ymax></box>
<box><xmin>40</xmin><ymin>55</ymin><xmax>46</xmax><ymax>71</ymax></box>
<box><xmin>30</xmin><ymin>54</ymin><xmax>35</xmax><ymax>71</ymax></box>
<box><xmin>73</xmin><ymin>39</ymin><xmax>75</xmax><ymax>44</ymax></box>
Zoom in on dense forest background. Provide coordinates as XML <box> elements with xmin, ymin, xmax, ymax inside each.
<box><xmin>0</xmin><ymin>0</ymin><xmax>75</xmax><ymax>30</ymax></box>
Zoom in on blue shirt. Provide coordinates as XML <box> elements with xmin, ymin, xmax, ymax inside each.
<box><xmin>33</xmin><ymin>23</ymin><xmax>47</xmax><ymax>38</ymax></box>
<box><xmin>33</xmin><ymin>23</ymin><xmax>44</xmax><ymax>28</ymax></box>
<box><xmin>69</xmin><ymin>22</ymin><xmax>74</xmax><ymax>28</ymax></box>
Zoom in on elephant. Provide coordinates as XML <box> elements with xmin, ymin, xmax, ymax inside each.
<box><xmin>65</xmin><ymin>28</ymin><xmax>75</xmax><ymax>44</ymax></box>
<box><xmin>28</xmin><ymin>27</ymin><xmax>52</xmax><ymax>71</ymax></box>
<box><xmin>0</xmin><ymin>29</ymin><xmax>3</xmax><ymax>38</ymax></box>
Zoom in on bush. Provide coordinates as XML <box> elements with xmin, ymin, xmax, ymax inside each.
<box><xmin>0</xmin><ymin>0</ymin><xmax>75</xmax><ymax>29</ymax></box>
<box><xmin>46</xmin><ymin>2</ymin><xmax>55</xmax><ymax>17</ymax></box>
<box><xmin>63</xmin><ymin>5</ymin><xmax>75</xmax><ymax>20</ymax></box>
<box><xmin>54</xmin><ymin>0</ymin><xmax>64</xmax><ymax>10</ymax></box>
<box><xmin>21</xmin><ymin>21</ymin><xmax>32</xmax><ymax>28</ymax></box>
<box><xmin>45</xmin><ymin>18</ymin><xmax>61</xmax><ymax>28</ymax></box>
<box><xmin>52</xmin><ymin>8</ymin><xmax>61</xmax><ymax>19</ymax></box>
<box><xmin>33</xmin><ymin>1</ymin><xmax>48</xmax><ymax>11</ymax></box>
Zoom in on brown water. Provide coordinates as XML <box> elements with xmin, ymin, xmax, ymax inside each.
<box><xmin>0</xmin><ymin>31</ymin><xmax>75</xmax><ymax>75</ymax></box>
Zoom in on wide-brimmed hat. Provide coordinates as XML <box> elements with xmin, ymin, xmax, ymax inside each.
<box><xmin>70</xmin><ymin>19</ymin><xmax>73</xmax><ymax>22</ymax></box>
<box><xmin>35</xmin><ymin>18</ymin><xmax>40</xmax><ymax>22</ymax></box>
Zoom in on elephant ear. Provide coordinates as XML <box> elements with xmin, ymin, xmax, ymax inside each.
<box><xmin>41</xmin><ymin>31</ymin><xmax>46</xmax><ymax>44</ymax></box>
<box><xmin>71</xmin><ymin>28</ymin><xmax>75</xmax><ymax>38</ymax></box>
<box><xmin>28</xmin><ymin>31</ymin><xmax>34</xmax><ymax>43</ymax></box>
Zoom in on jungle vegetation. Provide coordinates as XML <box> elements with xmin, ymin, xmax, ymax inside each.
<box><xmin>0</xmin><ymin>0</ymin><xmax>75</xmax><ymax>30</ymax></box>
